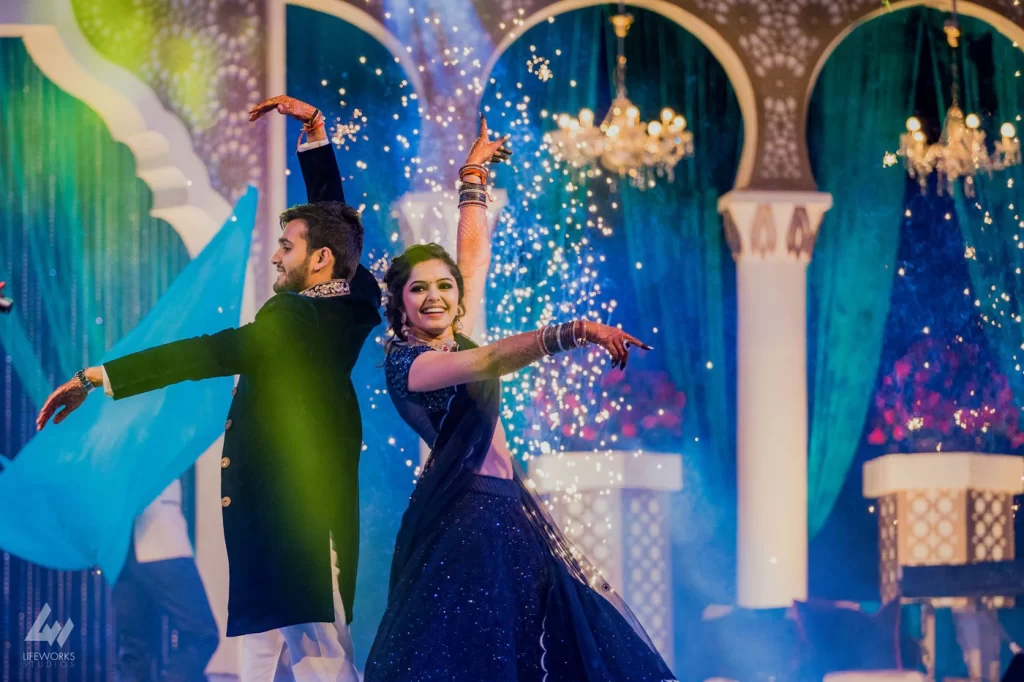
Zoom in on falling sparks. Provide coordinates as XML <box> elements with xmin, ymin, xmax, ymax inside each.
<box><xmin>288</xmin><ymin>13</ymin><xmax>698</xmax><ymax>584</ymax></box>
<box><xmin>527</xmin><ymin>55</ymin><xmax>553</xmax><ymax>82</ymax></box>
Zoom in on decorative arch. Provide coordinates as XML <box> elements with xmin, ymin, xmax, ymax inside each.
<box><xmin>0</xmin><ymin>0</ymin><xmax>233</xmax><ymax>257</ymax></box>
<box><xmin>806</xmin><ymin>0</ymin><xmax>1024</xmax><ymax>145</ymax></box>
<box><xmin>481</xmin><ymin>0</ymin><xmax>758</xmax><ymax>189</ymax></box>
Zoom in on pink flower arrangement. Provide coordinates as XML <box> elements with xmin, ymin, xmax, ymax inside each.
<box><xmin>523</xmin><ymin>369</ymin><xmax>687</xmax><ymax>449</ymax></box>
<box><xmin>866</xmin><ymin>337</ymin><xmax>1024</xmax><ymax>452</ymax></box>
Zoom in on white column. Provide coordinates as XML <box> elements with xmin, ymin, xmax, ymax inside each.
<box><xmin>265</xmin><ymin>0</ymin><xmax>287</xmax><ymax>303</ymax></box>
<box><xmin>719</xmin><ymin>189</ymin><xmax>831</xmax><ymax>609</ymax></box>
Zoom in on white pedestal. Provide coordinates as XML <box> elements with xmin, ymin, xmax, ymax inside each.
<box><xmin>863</xmin><ymin>452</ymin><xmax>1024</xmax><ymax>604</ymax></box>
<box><xmin>528</xmin><ymin>450</ymin><xmax>683</xmax><ymax>665</ymax></box>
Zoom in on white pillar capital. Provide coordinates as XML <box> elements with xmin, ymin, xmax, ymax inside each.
<box><xmin>718</xmin><ymin>190</ymin><xmax>832</xmax><ymax>264</ymax></box>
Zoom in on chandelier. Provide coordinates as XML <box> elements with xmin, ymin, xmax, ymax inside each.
<box><xmin>887</xmin><ymin>3</ymin><xmax>1020</xmax><ymax>196</ymax></box>
<box><xmin>544</xmin><ymin>7</ymin><xmax>693</xmax><ymax>189</ymax></box>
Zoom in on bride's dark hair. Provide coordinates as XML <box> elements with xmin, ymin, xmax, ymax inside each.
<box><xmin>383</xmin><ymin>243</ymin><xmax>466</xmax><ymax>348</ymax></box>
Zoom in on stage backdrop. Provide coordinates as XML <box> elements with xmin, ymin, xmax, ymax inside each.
<box><xmin>0</xmin><ymin>37</ymin><xmax>190</xmax><ymax>681</ymax></box>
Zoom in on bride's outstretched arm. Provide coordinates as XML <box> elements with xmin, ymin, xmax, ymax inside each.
<box><xmin>457</xmin><ymin>115</ymin><xmax>510</xmax><ymax>337</ymax></box>
<box><xmin>406</xmin><ymin>321</ymin><xmax>652</xmax><ymax>393</ymax></box>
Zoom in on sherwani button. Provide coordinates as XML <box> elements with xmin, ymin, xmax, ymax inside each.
<box><xmin>221</xmin><ymin>496</ymin><xmax>232</xmax><ymax>508</ymax></box>
<box><xmin>221</xmin><ymin>457</ymin><xmax>230</xmax><ymax>469</ymax></box>
<box><xmin>225</xmin><ymin>419</ymin><xmax>233</xmax><ymax>430</ymax></box>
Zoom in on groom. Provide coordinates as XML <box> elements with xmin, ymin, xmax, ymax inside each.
<box><xmin>36</xmin><ymin>96</ymin><xmax>380</xmax><ymax>682</ymax></box>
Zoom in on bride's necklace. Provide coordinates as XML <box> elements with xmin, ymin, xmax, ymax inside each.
<box><xmin>406</xmin><ymin>332</ymin><xmax>458</xmax><ymax>353</ymax></box>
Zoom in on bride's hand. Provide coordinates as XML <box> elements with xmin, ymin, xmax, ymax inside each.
<box><xmin>464</xmin><ymin>115</ymin><xmax>511</xmax><ymax>167</ymax></box>
<box><xmin>248</xmin><ymin>95</ymin><xmax>318</xmax><ymax>123</ymax></box>
<box><xmin>585</xmin><ymin>323</ymin><xmax>652</xmax><ymax>371</ymax></box>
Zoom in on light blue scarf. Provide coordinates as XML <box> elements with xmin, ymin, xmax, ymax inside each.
<box><xmin>0</xmin><ymin>187</ymin><xmax>257</xmax><ymax>583</ymax></box>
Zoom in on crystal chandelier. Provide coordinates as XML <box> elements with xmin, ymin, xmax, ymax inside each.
<box><xmin>544</xmin><ymin>6</ymin><xmax>693</xmax><ymax>189</ymax></box>
<box><xmin>887</xmin><ymin>3</ymin><xmax>1020</xmax><ymax>196</ymax></box>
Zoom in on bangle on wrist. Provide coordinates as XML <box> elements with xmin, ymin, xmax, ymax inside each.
<box><xmin>459</xmin><ymin>164</ymin><xmax>488</xmax><ymax>182</ymax></box>
<box><xmin>536</xmin><ymin>328</ymin><xmax>549</xmax><ymax>356</ymax></box>
<box><xmin>303</xmin><ymin>108</ymin><xmax>323</xmax><ymax>129</ymax></box>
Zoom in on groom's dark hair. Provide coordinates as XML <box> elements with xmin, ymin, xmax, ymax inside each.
<box><xmin>279</xmin><ymin>201</ymin><xmax>363</xmax><ymax>280</ymax></box>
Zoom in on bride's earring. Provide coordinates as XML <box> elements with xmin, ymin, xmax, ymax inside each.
<box><xmin>401</xmin><ymin>312</ymin><xmax>410</xmax><ymax>337</ymax></box>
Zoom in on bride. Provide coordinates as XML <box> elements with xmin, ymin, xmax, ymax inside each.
<box><xmin>363</xmin><ymin>116</ymin><xmax>676</xmax><ymax>682</ymax></box>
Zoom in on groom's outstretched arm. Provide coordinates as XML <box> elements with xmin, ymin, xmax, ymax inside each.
<box><xmin>102</xmin><ymin>294</ymin><xmax>315</xmax><ymax>399</ymax></box>
<box><xmin>35</xmin><ymin>295</ymin><xmax>317</xmax><ymax>429</ymax></box>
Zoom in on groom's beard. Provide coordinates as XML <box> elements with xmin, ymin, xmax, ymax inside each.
<box><xmin>273</xmin><ymin>257</ymin><xmax>311</xmax><ymax>294</ymax></box>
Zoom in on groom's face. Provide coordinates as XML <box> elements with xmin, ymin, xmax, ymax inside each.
<box><xmin>272</xmin><ymin>220</ymin><xmax>313</xmax><ymax>293</ymax></box>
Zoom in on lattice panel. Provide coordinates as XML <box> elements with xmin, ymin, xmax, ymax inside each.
<box><xmin>623</xmin><ymin>490</ymin><xmax>674</xmax><ymax>666</ymax></box>
<box><xmin>545</xmin><ymin>491</ymin><xmax>624</xmax><ymax>593</ymax></box>
<box><xmin>904</xmin><ymin>489</ymin><xmax>966</xmax><ymax>565</ymax></box>
<box><xmin>877</xmin><ymin>488</ymin><xmax>1017</xmax><ymax>606</ymax></box>
<box><xmin>878</xmin><ymin>494</ymin><xmax>900</xmax><ymax>604</ymax></box>
<box><xmin>541</xmin><ymin>488</ymin><xmax>675</xmax><ymax>666</ymax></box>
<box><xmin>968</xmin><ymin>491</ymin><xmax>1014</xmax><ymax>562</ymax></box>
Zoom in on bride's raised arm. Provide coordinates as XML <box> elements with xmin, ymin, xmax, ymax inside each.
<box><xmin>456</xmin><ymin>115</ymin><xmax>510</xmax><ymax>338</ymax></box>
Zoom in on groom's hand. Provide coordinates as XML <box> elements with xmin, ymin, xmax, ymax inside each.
<box><xmin>37</xmin><ymin>379</ymin><xmax>88</xmax><ymax>431</ymax></box>
<box><xmin>36</xmin><ymin>367</ymin><xmax>103</xmax><ymax>431</ymax></box>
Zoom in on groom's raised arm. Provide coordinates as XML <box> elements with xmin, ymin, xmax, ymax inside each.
<box><xmin>295</xmin><ymin>123</ymin><xmax>380</xmax><ymax>307</ymax></box>
<box><xmin>249</xmin><ymin>95</ymin><xmax>379</xmax><ymax>306</ymax></box>
<box><xmin>298</xmin><ymin>140</ymin><xmax>345</xmax><ymax>204</ymax></box>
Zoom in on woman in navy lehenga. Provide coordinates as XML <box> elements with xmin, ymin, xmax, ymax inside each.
<box><xmin>363</xmin><ymin>118</ymin><xmax>677</xmax><ymax>682</ymax></box>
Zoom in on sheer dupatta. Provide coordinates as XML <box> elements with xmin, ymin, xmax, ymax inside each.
<box><xmin>381</xmin><ymin>334</ymin><xmax>677</xmax><ymax>681</ymax></box>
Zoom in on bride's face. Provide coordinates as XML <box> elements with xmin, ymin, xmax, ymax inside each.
<box><xmin>402</xmin><ymin>259</ymin><xmax>460</xmax><ymax>338</ymax></box>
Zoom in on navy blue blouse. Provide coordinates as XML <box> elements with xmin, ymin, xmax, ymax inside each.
<box><xmin>385</xmin><ymin>343</ymin><xmax>457</xmax><ymax>447</ymax></box>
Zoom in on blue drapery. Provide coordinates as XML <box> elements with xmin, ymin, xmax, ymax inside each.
<box><xmin>951</xmin><ymin>17</ymin><xmax>1024</xmax><ymax>406</ymax></box>
<box><xmin>806</xmin><ymin>11</ymin><xmax>921</xmax><ymax>537</ymax></box>
<box><xmin>615</xmin><ymin>8</ymin><xmax>741</xmax><ymax>506</ymax></box>
<box><xmin>0</xmin><ymin>188</ymin><xmax>256</xmax><ymax>582</ymax></box>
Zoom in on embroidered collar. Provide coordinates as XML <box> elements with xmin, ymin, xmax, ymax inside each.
<box><xmin>300</xmin><ymin>279</ymin><xmax>350</xmax><ymax>299</ymax></box>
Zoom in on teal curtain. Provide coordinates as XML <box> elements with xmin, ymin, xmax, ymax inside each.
<box><xmin>286</xmin><ymin>5</ymin><xmax>422</xmax><ymax>260</ymax></box>
<box><xmin>616</xmin><ymin>10</ymin><xmax>742</xmax><ymax>495</ymax></box>
<box><xmin>806</xmin><ymin>12</ymin><xmax>922</xmax><ymax>537</ymax></box>
<box><xmin>483</xmin><ymin>8</ymin><xmax>742</xmax><ymax>660</ymax></box>
<box><xmin>0</xmin><ymin>36</ymin><xmax>256</xmax><ymax>579</ymax></box>
<box><xmin>0</xmin><ymin>187</ymin><xmax>256</xmax><ymax>580</ymax></box>
<box><xmin>951</xmin><ymin>19</ymin><xmax>1024</xmax><ymax>404</ymax></box>
<box><xmin>0</xmin><ymin>38</ymin><xmax>191</xmax><ymax>411</ymax></box>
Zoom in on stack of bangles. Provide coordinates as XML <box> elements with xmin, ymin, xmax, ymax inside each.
<box><xmin>298</xmin><ymin>108</ymin><xmax>326</xmax><ymax>146</ymax></box>
<box><xmin>536</xmin><ymin>320</ymin><xmax>591</xmax><ymax>356</ymax></box>
<box><xmin>458</xmin><ymin>163</ymin><xmax>490</xmax><ymax>208</ymax></box>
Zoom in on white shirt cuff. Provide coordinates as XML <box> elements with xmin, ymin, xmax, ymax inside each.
<box><xmin>101</xmin><ymin>366</ymin><xmax>114</xmax><ymax>397</ymax></box>
<box><xmin>297</xmin><ymin>138</ymin><xmax>330</xmax><ymax>152</ymax></box>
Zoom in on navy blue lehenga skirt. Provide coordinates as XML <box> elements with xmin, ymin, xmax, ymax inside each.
<box><xmin>364</xmin><ymin>475</ymin><xmax>678</xmax><ymax>682</ymax></box>
<box><xmin>364</xmin><ymin>476</ymin><xmax>549</xmax><ymax>681</ymax></box>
